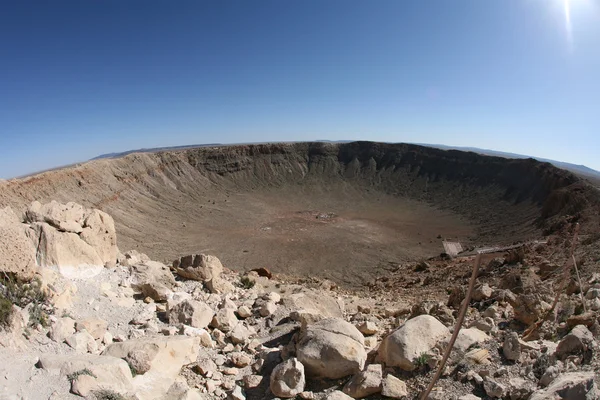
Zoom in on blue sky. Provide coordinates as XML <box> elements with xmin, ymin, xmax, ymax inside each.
<box><xmin>1</xmin><ymin>0</ymin><xmax>599</xmax><ymax>178</ymax></box>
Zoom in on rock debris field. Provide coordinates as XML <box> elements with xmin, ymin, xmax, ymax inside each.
<box><xmin>1</xmin><ymin>142</ymin><xmax>600</xmax><ymax>399</ymax></box>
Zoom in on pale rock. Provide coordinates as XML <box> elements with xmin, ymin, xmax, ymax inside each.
<box><xmin>207</xmin><ymin>277</ymin><xmax>235</xmax><ymax>294</ymax></box>
<box><xmin>381</xmin><ymin>374</ymin><xmax>408</xmax><ymax>399</ymax></box>
<box><xmin>343</xmin><ymin>364</ymin><xmax>383</xmax><ymax>398</ymax></box>
<box><xmin>484</xmin><ymin>378</ymin><xmax>507</xmax><ymax>398</ymax></box>
<box><xmin>79</xmin><ymin>209</ymin><xmax>118</xmax><ymax>266</ymax></box>
<box><xmin>449</xmin><ymin>328</ymin><xmax>489</xmax><ymax>354</ymax></box>
<box><xmin>32</xmin><ymin>222</ymin><xmax>104</xmax><ymax>279</ymax></box>
<box><xmin>356</xmin><ymin>321</ymin><xmax>378</xmax><ymax>336</ymax></box>
<box><xmin>259</xmin><ymin>301</ymin><xmax>277</xmax><ymax>317</ymax></box>
<box><xmin>364</xmin><ymin>336</ymin><xmax>379</xmax><ymax>350</ymax></box>
<box><xmin>211</xmin><ymin>308</ymin><xmax>239</xmax><ymax>332</ymax></box>
<box><xmin>377</xmin><ymin>315</ymin><xmax>450</xmax><ymax>371</ymax></box>
<box><xmin>48</xmin><ymin>317</ymin><xmax>75</xmax><ymax>343</ymax></box>
<box><xmin>508</xmin><ymin>377</ymin><xmax>535</xmax><ymax>400</ymax></box>
<box><xmin>470</xmin><ymin>317</ymin><xmax>495</xmax><ymax>333</ymax></box>
<box><xmin>299</xmin><ymin>391</ymin><xmax>316</xmax><ymax>399</ymax></box>
<box><xmin>175</xmin><ymin>253</ymin><xmax>223</xmax><ymax>283</ymax></box>
<box><xmin>282</xmin><ymin>290</ymin><xmax>345</xmax><ymax>319</ymax></box>
<box><xmin>169</xmin><ymin>299</ymin><xmax>214</xmax><ymax>329</ymax></box>
<box><xmin>540</xmin><ymin>365</ymin><xmax>561</xmax><ymax>387</ymax></box>
<box><xmin>66</xmin><ymin>330</ymin><xmax>98</xmax><ymax>353</ymax></box>
<box><xmin>223</xmin><ymin>367</ymin><xmax>238</xmax><ymax>376</ymax></box>
<box><xmin>37</xmin><ymin>353</ymin><xmax>134</xmax><ymax>395</ymax></box>
<box><xmin>458</xmin><ymin>395</ymin><xmax>481</xmax><ymax>400</ymax></box>
<box><xmin>125</xmin><ymin>345</ymin><xmax>159</xmax><ymax>375</ymax></box>
<box><xmin>131</xmin><ymin>304</ymin><xmax>156</xmax><ymax>325</ymax></box>
<box><xmin>76</xmin><ymin>318</ymin><xmax>108</xmax><ymax>340</ymax></box>
<box><xmin>243</xmin><ymin>374</ymin><xmax>263</xmax><ymax>389</ymax></box>
<box><xmin>464</xmin><ymin>348</ymin><xmax>491</xmax><ymax>365</ymax></box>
<box><xmin>590</xmin><ymin>298</ymin><xmax>600</xmax><ymax>311</ymax></box>
<box><xmin>182</xmin><ymin>326</ymin><xmax>214</xmax><ymax>347</ymax></box>
<box><xmin>503</xmin><ymin>332</ymin><xmax>521</xmax><ymax>361</ymax></box>
<box><xmin>103</xmin><ymin>336</ymin><xmax>201</xmax><ymax>400</ymax></box>
<box><xmin>472</xmin><ymin>283</ymin><xmax>493</xmax><ymax>301</ymax></box>
<box><xmin>529</xmin><ymin>372</ymin><xmax>597</xmax><ymax>400</ymax></box>
<box><xmin>266</xmin><ymin>292</ymin><xmax>281</xmax><ymax>303</ymax></box>
<box><xmin>230</xmin><ymin>323</ymin><xmax>251</xmax><ymax>345</ymax></box>
<box><xmin>71</xmin><ymin>374</ymin><xmax>99</xmax><ymax>397</ymax></box>
<box><xmin>270</xmin><ymin>358</ymin><xmax>306</xmax><ymax>398</ymax></box>
<box><xmin>228</xmin><ymin>385</ymin><xmax>245</xmax><ymax>400</ymax></box>
<box><xmin>119</xmin><ymin>250</ymin><xmax>150</xmax><ymax>267</ymax></box>
<box><xmin>237</xmin><ymin>305</ymin><xmax>252</xmax><ymax>318</ymax></box>
<box><xmin>556</xmin><ymin>325</ymin><xmax>594</xmax><ymax>359</ymax></box>
<box><xmin>130</xmin><ymin>260</ymin><xmax>176</xmax><ymax>301</ymax></box>
<box><xmin>297</xmin><ymin>317</ymin><xmax>366</xmax><ymax>379</ymax></box>
<box><xmin>0</xmin><ymin>206</ymin><xmax>37</xmax><ymax>280</ymax></box>
<box><xmin>326</xmin><ymin>390</ymin><xmax>354</xmax><ymax>400</ymax></box>
<box><xmin>103</xmin><ymin>331</ymin><xmax>113</xmax><ymax>345</ymax></box>
<box><xmin>230</xmin><ymin>352</ymin><xmax>252</xmax><ymax>368</ymax></box>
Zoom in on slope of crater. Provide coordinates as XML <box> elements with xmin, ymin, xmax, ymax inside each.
<box><xmin>0</xmin><ymin>141</ymin><xmax>595</xmax><ymax>286</ymax></box>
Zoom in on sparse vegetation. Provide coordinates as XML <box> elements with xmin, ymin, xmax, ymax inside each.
<box><xmin>0</xmin><ymin>273</ymin><xmax>52</xmax><ymax>328</ymax></box>
<box><xmin>67</xmin><ymin>368</ymin><xmax>96</xmax><ymax>383</ymax></box>
<box><xmin>92</xmin><ymin>389</ymin><xmax>131</xmax><ymax>400</ymax></box>
<box><xmin>239</xmin><ymin>275</ymin><xmax>255</xmax><ymax>289</ymax></box>
<box><xmin>414</xmin><ymin>352</ymin><xmax>431</xmax><ymax>369</ymax></box>
<box><xmin>0</xmin><ymin>295</ymin><xmax>13</xmax><ymax>328</ymax></box>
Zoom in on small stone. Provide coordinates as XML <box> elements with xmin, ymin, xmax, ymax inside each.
<box><xmin>228</xmin><ymin>385</ymin><xmax>245</xmax><ymax>400</ymax></box>
<box><xmin>243</xmin><ymin>375</ymin><xmax>263</xmax><ymax>389</ymax></box>
<box><xmin>356</xmin><ymin>321</ymin><xmax>378</xmax><ymax>336</ymax></box>
<box><xmin>270</xmin><ymin>358</ymin><xmax>306</xmax><ymax>398</ymax></box>
<box><xmin>503</xmin><ymin>332</ymin><xmax>521</xmax><ymax>361</ymax></box>
<box><xmin>484</xmin><ymin>378</ymin><xmax>507</xmax><ymax>398</ymax></box>
<box><xmin>237</xmin><ymin>306</ymin><xmax>252</xmax><ymax>318</ymax></box>
<box><xmin>230</xmin><ymin>352</ymin><xmax>252</xmax><ymax>368</ymax></box>
<box><xmin>381</xmin><ymin>374</ymin><xmax>408</xmax><ymax>399</ymax></box>
<box><xmin>343</xmin><ymin>364</ymin><xmax>383</xmax><ymax>398</ymax></box>
<box><xmin>259</xmin><ymin>301</ymin><xmax>277</xmax><ymax>317</ymax></box>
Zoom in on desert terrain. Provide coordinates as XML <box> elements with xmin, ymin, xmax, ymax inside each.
<box><xmin>1</xmin><ymin>141</ymin><xmax>600</xmax><ymax>400</ymax></box>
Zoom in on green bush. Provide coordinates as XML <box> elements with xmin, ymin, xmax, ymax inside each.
<box><xmin>0</xmin><ymin>273</ymin><xmax>52</xmax><ymax>327</ymax></box>
<box><xmin>0</xmin><ymin>295</ymin><xmax>13</xmax><ymax>327</ymax></box>
<box><xmin>92</xmin><ymin>389</ymin><xmax>131</xmax><ymax>400</ymax></box>
<box><xmin>239</xmin><ymin>275</ymin><xmax>255</xmax><ymax>289</ymax></box>
<box><xmin>67</xmin><ymin>368</ymin><xmax>96</xmax><ymax>383</ymax></box>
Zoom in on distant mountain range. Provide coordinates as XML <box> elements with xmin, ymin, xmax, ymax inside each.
<box><xmin>92</xmin><ymin>141</ymin><xmax>600</xmax><ymax>181</ymax></box>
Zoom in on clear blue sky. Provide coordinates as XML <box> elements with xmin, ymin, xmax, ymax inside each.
<box><xmin>1</xmin><ymin>0</ymin><xmax>599</xmax><ymax>178</ymax></box>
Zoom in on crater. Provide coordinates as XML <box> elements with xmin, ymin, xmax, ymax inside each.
<box><xmin>0</xmin><ymin>141</ymin><xmax>591</xmax><ymax>286</ymax></box>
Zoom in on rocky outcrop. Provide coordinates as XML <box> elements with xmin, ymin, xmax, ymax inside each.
<box><xmin>0</xmin><ymin>207</ymin><xmax>37</xmax><ymax>280</ymax></box>
<box><xmin>0</xmin><ymin>201</ymin><xmax>117</xmax><ymax>281</ymax></box>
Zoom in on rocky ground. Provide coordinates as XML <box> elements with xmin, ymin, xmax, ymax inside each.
<box><xmin>1</xmin><ymin>201</ymin><xmax>600</xmax><ymax>399</ymax></box>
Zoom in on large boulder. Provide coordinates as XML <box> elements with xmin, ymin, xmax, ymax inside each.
<box><xmin>25</xmin><ymin>201</ymin><xmax>118</xmax><ymax>274</ymax></box>
<box><xmin>130</xmin><ymin>261</ymin><xmax>176</xmax><ymax>301</ymax></box>
<box><xmin>0</xmin><ymin>206</ymin><xmax>38</xmax><ymax>280</ymax></box>
<box><xmin>37</xmin><ymin>354</ymin><xmax>134</xmax><ymax>396</ymax></box>
<box><xmin>296</xmin><ymin>317</ymin><xmax>367</xmax><ymax>379</ymax></box>
<box><xmin>175</xmin><ymin>254</ymin><xmax>223</xmax><ymax>285</ymax></box>
<box><xmin>31</xmin><ymin>222</ymin><xmax>105</xmax><ymax>279</ymax></box>
<box><xmin>529</xmin><ymin>372</ymin><xmax>597</xmax><ymax>400</ymax></box>
<box><xmin>377</xmin><ymin>315</ymin><xmax>450</xmax><ymax>371</ymax></box>
<box><xmin>103</xmin><ymin>336</ymin><xmax>201</xmax><ymax>400</ymax></box>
